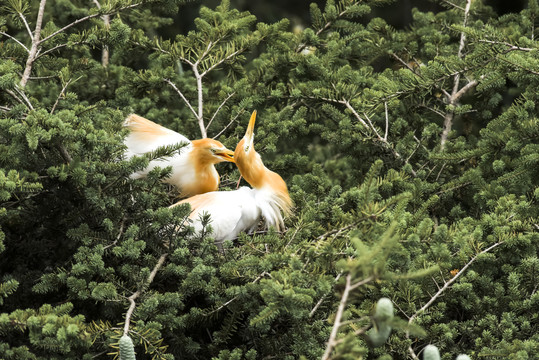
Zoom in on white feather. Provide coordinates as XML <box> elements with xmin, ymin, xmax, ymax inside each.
<box><xmin>123</xmin><ymin>115</ymin><xmax>194</xmax><ymax>189</ymax></box>
<box><xmin>180</xmin><ymin>187</ymin><xmax>261</xmax><ymax>245</ymax></box>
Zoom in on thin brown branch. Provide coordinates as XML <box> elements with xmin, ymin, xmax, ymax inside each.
<box><xmin>453</xmin><ymin>79</ymin><xmax>478</xmax><ymax>102</ymax></box>
<box><xmin>123</xmin><ymin>253</ymin><xmax>168</xmax><ymax>336</ymax></box>
<box><xmin>35</xmin><ymin>43</ymin><xmax>69</xmax><ymax>59</ymax></box>
<box><xmin>321</xmin><ymin>274</ymin><xmax>375</xmax><ymax>360</ymax></box>
<box><xmin>57</xmin><ymin>144</ymin><xmax>73</xmax><ymax>163</ymax></box>
<box><xmin>5</xmin><ymin>90</ymin><xmax>23</xmax><ymax>106</ymax></box>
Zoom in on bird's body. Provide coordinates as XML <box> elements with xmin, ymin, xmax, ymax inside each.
<box><xmin>123</xmin><ymin>114</ymin><xmax>234</xmax><ymax>197</ymax></box>
<box><xmin>172</xmin><ymin>111</ymin><xmax>292</xmax><ymax>245</ymax></box>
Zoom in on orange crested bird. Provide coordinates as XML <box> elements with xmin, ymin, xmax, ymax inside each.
<box><xmin>171</xmin><ymin>110</ymin><xmax>292</xmax><ymax>246</ymax></box>
<box><xmin>123</xmin><ymin>114</ymin><xmax>235</xmax><ymax>197</ymax></box>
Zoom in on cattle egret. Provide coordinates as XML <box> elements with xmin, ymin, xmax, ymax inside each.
<box><xmin>124</xmin><ymin>114</ymin><xmax>235</xmax><ymax>197</ymax></box>
<box><xmin>171</xmin><ymin>111</ymin><xmax>292</xmax><ymax>246</ymax></box>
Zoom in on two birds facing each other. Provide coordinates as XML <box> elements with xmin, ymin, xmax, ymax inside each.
<box><xmin>124</xmin><ymin>111</ymin><xmax>292</xmax><ymax>246</ymax></box>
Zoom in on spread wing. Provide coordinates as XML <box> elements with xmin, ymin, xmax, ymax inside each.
<box><xmin>124</xmin><ymin>114</ymin><xmax>192</xmax><ymax>156</ymax></box>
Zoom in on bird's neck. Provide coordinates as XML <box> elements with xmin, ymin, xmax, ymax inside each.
<box><xmin>184</xmin><ymin>150</ymin><xmax>219</xmax><ymax>195</ymax></box>
<box><xmin>235</xmin><ymin>148</ymin><xmax>292</xmax><ymax>216</ymax></box>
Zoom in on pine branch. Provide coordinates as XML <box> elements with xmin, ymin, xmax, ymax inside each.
<box><xmin>91</xmin><ymin>0</ymin><xmax>110</xmax><ymax>67</ymax></box>
<box><xmin>206</xmin><ymin>92</ymin><xmax>235</xmax><ymax>133</ymax></box>
<box><xmin>478</xmin><ymin>39</ymin><xmax>534</xmax><ymax>52</ymax></box>
<box><xmin>18</xmin><ymin>11</ymin><xmax>33</xmax><ymax>38</ymax></box>
<box><xmin>322</xmin><ymin>274</ymin><xmax>374</xmax><ymax>360</ymax></box>
<box><xmin>310</xmin><ymin>272</ymin><xmax>342</xmax><ymax>318</ymax></box>
<box><xmin>406</xmin><ymin>242</ymin><xmax>503</xmax><ymax>359</ymax></box>
<box><xmin>0</xmin><ymin>31</ymin><xmax>30</xmax><ymax>53</ymax></box>
<box><xmin>51</xmin><ymin>77</ymin><xmax>79</xmax><ymax>114</ymax></box>
<box><xmin>296</xmin><ymin>3</ymin><xmax>353</xmax><ymax>54</ymax></box>
<box><xmin>441</xmin><ymin>0</ymin><xmax>465</xmax><ymax>11</ymax></box>
<box><xmin>212</xmin><ymin>107</ymin><xmax>245</xmax><ymax>139</ymax></box>
<box><xmin>163</xmin><ymin>78</ymin><xmax>199</xmax><ymax>121</ymax></box>
<box><xmin>199</xmin><ymin>48</ymin><xmax>245</xmax><ymax>77</ymax></box>
<box><xmin>440</xmin><ymin>0</ymin><xmax>476</xmax><ymax>151</ymax></box>
<box><xmin>123</xmin><ymin>253</ymin><xmax>168</xmax><ymax>336</ymax></box>
<box><xmin>20</xmin><ymin>0</ymin><xmax>47</xmax><ymax>88</ymax></box>
<box><xmin>39</xmin><ymin>2</ymin><xmax>144</xmax><ymax>46</ymax></box>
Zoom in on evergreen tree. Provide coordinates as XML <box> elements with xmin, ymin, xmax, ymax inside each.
<box><xmin>1</xmin><ymin>0</ymin><xmax>537</xmax><ymax>359</ymax></box>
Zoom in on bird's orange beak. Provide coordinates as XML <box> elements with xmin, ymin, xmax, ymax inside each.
<box><xmin>244</xmin><ymin>110</ymin><xmax>256</xmax><ymax>151</ymax></box>
<box><xmin>215</xmin><ymin>149</ymin><xmax>235</xmax><ymax>163</ymax></box>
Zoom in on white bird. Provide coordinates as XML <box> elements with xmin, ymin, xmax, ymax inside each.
<box><xmin>123</xmin><ymin>114</ymin><xmax>235</xmax><ymax>197</ymax></box>
<box><xmin>171</xmin><ymin>110</ymin><xmax>292</xmax><ymax>246</ymax></box>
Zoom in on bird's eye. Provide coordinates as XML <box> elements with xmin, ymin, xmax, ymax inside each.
<box><xmin>210</xmin><ymin>148</ymin><xmax>217</xmax><ymax>153</ymax></box>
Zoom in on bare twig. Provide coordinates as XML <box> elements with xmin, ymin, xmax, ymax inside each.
<box><xmin>20</xmin><ymin>0</ymin><xmax>47</xmax><ymax>88</ymax></box>
<box><xmin>321</xmin><ymin>274</ymin><xmax>353</xmax><ymax>360</ymax></box>
<box><xmin>123</xmin><ymin>253</ymin><xmax>168</xmax><ymax>336</ymax></box>
<box><xmin>296</xmin><ymin>6</ymin><xmax>351</xmax><ymax>54</ymax></box>
<box><xmin>206</xmin><ymin>92</ymin><xmax>236</xmax><ymax>133</ymax></box>
<box><xmin>441</xmin><ymin>0</ymin><xmax>465</xmax><ymax>11</ymax></box>
<box><xmin>51</xmin><ymin>78</ymin><xmax>77</xmax><ymax>114</ymax></box>
<box><xmin>194</xmin><ymin>67</ymin><xmax>206</xmax><ymax>138</ymax></box>
<box><xmin>13</xmin><ymin>88</ymin><xmax>34</xmax><ymax>110</ymax></box>
<box><xmin>200</xmin><ymin>49</ymin><xmax>244</xmax><ymax>77</ymax></box>
<box><xmin>0</xmin><ymin>31</ymin><xmax>30</xmax><ymax>52</ymax></box>
<box><xmin>321</xmin><ymin>274</ymin><xmax>374</xmax><ymax>360</ymax></box>
<box><xmin>406</xmin><ymin>242</ymin><xmax>503</xmax><ymax>358</ymax></box>
<box><xmin>39</xmin><ymin>2</ymin><xmax>143</xmax><ymax>45</ymax></box>
<box><xmin>92</xmin><ymin>0</ymin><xmax>110</xmax><ymax>67</ymax></box>
<box><xmin>478</xmin><ymin>39</ymin><xmax>534</xmax><ymax>52</ymax></box>
<box><xmin>163</xmin><ymin>79</ymin><xmax>199</xmax><ymax>120</ymax></box>
<box><xmin>18</xmin><ymin>12</ymin><xmax>33</xmax><ymax>38</ymax></box>
<box><xmin>103</xmin><ymin>217</ymin><xmax>127</xmax><ymax>251</ymax></box>
<box><xmin>310</xmin><ymin>272</ymin><xmax>343</xmax><ymax>318</ymax></box>
<box><xmin>57</xmin><ymin>144</ymin><xmax>73</xmax><ymax>163</ymax></box>
<box><xmin>440</xmin><ymin>0</ymin><xmax>475</xmax><ymax>151</ymax></box>
<box><xmin>213</xmin><ymin>108</ymin><xmax>245</xmax><ymax>139</ymax></box>
<box><xmin>383</xmin><ymin>102</ymin><xmax>389</xmax><ymax>141</ymax></box>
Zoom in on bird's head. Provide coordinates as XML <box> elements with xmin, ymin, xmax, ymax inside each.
<box><xmin>191</xmin><ymin>138</ymin><xmax>235</xmax><ymax>164</ymax></box>
<box><xmin>234</xmin><ymin>110</ymin><xmax>261</xmax><ymax>182</ymax></box>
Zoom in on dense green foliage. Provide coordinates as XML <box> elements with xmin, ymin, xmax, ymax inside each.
<box><xmin>1</xmin><ymin>0</ymin><xmax>538</xmax><ymax>359</ymax></box>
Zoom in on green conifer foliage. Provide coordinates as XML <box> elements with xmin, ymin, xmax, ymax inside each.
<box><xmin>1</xmin><ymin>0</ymin><xmax>538</xmax><ymax>359</ymax></box>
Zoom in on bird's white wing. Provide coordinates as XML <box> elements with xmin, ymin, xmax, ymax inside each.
<box><xmin>176</xmin><ymin>187</ymin><xmax>261</xmax><ymax>244</ymax></box>
<box><xmin>123</xmin><ymin>114</ymin><xmax>192</xmax><ymax>157</ymax></box>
